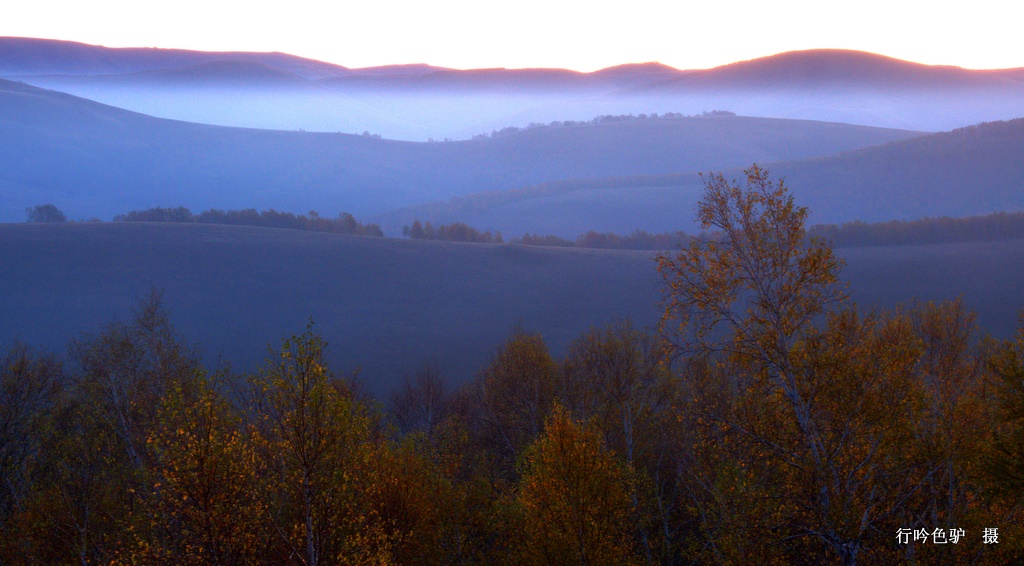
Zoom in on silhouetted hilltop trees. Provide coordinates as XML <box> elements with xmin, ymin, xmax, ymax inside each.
<box><xmin>402</xmin><ymin>219</ymin><xmax>503</xmax><ymax>243</ymax></box>
<box><xmin>513</xmin><ymin>229</ymin><xmax>692</xmax><ymax>250</ymax></box>
<box><xmin>809</xmin><ymin>210</ymin><xmax>1024</xmax><ymax>247</ymax></box>
<box><xmin>114</xmin><ymin>206</ymin><xmax>384</xmax><ymax>236</ymax></box>
<box><xmin>107</xmin><ymin>205</ymin><xmax>1024</xmax><ymax>248</ymax></box>
<box><xmin>512</xmin><ymin>233</ymin><xmax>577</xmax><ymax>247</ymax></box>
<box><xmin>508</xmin><ymin>211</ymin><xmax>1024</xmax><ymax>251</ymax></box>
<box><xmin>471</xmin><ymin>110</ymin><xmax>736</xmax><ymax>139</ymax></box>
<box><xmin>24</xmin><ymin>204</ymin><xmax>67</xmax><ymax>223</ymax></box>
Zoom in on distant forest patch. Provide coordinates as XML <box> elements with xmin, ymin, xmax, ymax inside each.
<box><xmin>471</xmin><ymin>110</ymin><xmax>736</xmax><ymax>140</ymax></box>
<box><xmin>505</xmin><ymin>210</ymin><xmax>1024</xmax><ymax>250</ymax></box>
<box><xmin>809</xmin><ymin>210</ymin><xmax>1024</xmax><ymax>247</ymax></box>
<box><xmin>109</xmin><ymin>208</ymin><xmax>1024</xmax><ymax>249</ymax></box>
<box><xmin>511</xmin><ymin>230</ymin><xmax>692</xmax><ymax>250</ymax></box>
<box><xmin>114</xmin><ymin>206</ymin><xmax>383</xmax><ymax>237</ymax></box>
<box><xmin>402</xmin><ymin>220</ymin><xmax>503</xmax><ymax>244</ymax></box>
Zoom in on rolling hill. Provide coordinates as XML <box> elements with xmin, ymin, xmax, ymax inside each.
<box><xmin>6</xmin><ymin>39</ymin><xmax>1024</xmax><ymax>137</ymax></box>
<box><xmin>0</xmin><ymin>78</ymin><xmax>922</xmax><ymax>223</ymax></box>
<box><xmin>0</xmin><ymin>36</ymin><xmax>353</xmax><ymax>79</ymax></box>
<box><xmin>1</xmin><ymin>223</ymin><xmax>1021</xmax><ymax>397</ymax></box>
<box><xmin>380</xmin><ymin>119</ymin><xmax>1024</xmax><ymax>236</ymax></box>
<box><xmin>639</xmin><ymin>49</ymin><xmax>1024</xmax><ymax>92</ymax></box>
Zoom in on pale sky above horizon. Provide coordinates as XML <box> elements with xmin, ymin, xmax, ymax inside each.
<box><xmin>4</xmin><ymin>0</ymin><xmax>1023</xmax><ymax>71</ymax></box>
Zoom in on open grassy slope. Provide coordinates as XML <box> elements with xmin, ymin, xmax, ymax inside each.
<box><xmin>0</xmin><ymin>78</ymin><xmax>921</xmax><ymax>223</ymax></box>
<box><xmin>2</xmin><ymin>223</ymin><xmax>1021</xmax><ymax>396</ymax></box>
<box><xmin>0</xmin><ymin>223</ymin><xmax>663</xmax><ymax>395</ymax></box>
<box><xmin>382</xmin><ymin>119</ymin><xmax>1024</xmax><ymax>236</ymax></box>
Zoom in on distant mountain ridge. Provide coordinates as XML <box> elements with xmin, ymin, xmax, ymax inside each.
<box><xmin>7</xmin><ymin>38</ymin><xmax>1021</xmax><ymax>88</ymax></box>
<box><xmin>96</xmin><ymin>60</ymin><xmax>316</xmax><ymax>89</ymax></box>
<box><xmin>0</xmin><ymin>36</ymin><xmax>354</xmax><ymax>80</ymax></box>
<box><xmin>6</xmin><ymin>38</ymin><xmax>1024</xmax><ymax>136</ymax></box>
<box><xmin>638</xmin><ymin>49</ymin><xmax>1024</xmax><ymax>92</ymax></box>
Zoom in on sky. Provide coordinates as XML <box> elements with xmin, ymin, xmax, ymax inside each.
<box><xmin>4</xmin><ymin>0</ymin><xmax>1023</xmax><ymax>71</ymax></box>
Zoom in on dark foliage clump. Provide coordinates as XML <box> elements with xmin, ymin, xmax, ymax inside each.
<box><xmin>512</xmin><ymin>229</ymin><xmax>691</xmax><ymax>250</ymax></box>
<box><xmin>25</xmin><ymin>204</ymin><xmax>67</xmax><ymax>223</ymax></box>
<box><xmin>809</xmin><ymin>210</ymin><xmax>1024</xmax><ymax>247</ymax></box>
<box><xmin>402</xmin><ymin>219</ymin><xmax>503</xmax><ymax>243</ymax></box>
<box><xmin>114</xmin><ymin>206</ymin><xmax>384</xmax><ymax>237</ymax></box>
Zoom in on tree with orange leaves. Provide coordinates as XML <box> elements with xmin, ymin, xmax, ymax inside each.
<box><xmin>516</xmin><ymin>405</ymin><xmax>638</xmax><ymax>566</ymax></box>
<box><xmin>656</xmin><ymin>166</ymin><xmax>989</xmax><ymax>564</ymax></box>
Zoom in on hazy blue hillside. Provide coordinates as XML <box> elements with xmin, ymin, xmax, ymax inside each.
<box><xmin>0</xmin><ymin>79</ymin><xmax>921</xmax><ymax>223</ymax></box>
<box><xmin>0</xmin><ymin>223</ymin><xmax>662</xmax><ymax>396</ymax></box>
<box><xmin>772</xmin><ymin>119</ymin><xmax>1024</xmax><ymax>223</ymax></box>
<box><xmin>623</xmin><ymin>49</ymin><xmax>1024</xmax><ymax>132</ymax></box>
<box><xmin>0</xmin><ymin>36</ymin><xmax>352</xmax><ymax>79</ymax></box>
<box><xmin>383</xmin><ymin>119</ymin><xmax>1024</xmax><ymax>236</ymax></box>
<box><xmin>7</xmin><ymin>40</ymin><xmax>1024</xmax><ymax>137</ymax></box>
<box><xmin>1</xmin><ymin>223</ymin><xmax>1020</xmax><ymax>396</ymax></box>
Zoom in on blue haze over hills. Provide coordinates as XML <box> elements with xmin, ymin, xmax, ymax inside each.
<box><xmin>2</xmin><ymin>37</ymin><xmax>1024</xmax><ymax>392</ymax></box>
<box><xmin>5</xmin><ymin>38</ymin><xmax>1024</xmax><ymax>140</ymax></box>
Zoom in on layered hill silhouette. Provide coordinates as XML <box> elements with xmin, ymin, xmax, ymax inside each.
<box><xmin>2</xmin><ymin>223</ymin><xmax>1021</xmax><ymax>395</ymax></box>
<box><xmin>11</xmin><ymin>40</ymin><xmax>1016</xmax><ymax>93</ymax></box>
<box><xmin>0</xmin><ymin>78</ymin><xmax>922</xmax><ymax>223</ymax></box>
<box><xmin>381</xmin><ymin>119</ymin><xmax>1024</xmax><ymax>236</ymax></box>
<box><xmin>639</xmin><ymin>49</ymin><xmax>1024</xmax><ymax>92</ymax></box>
<box><xmin>6</xmin><ymin>38</ymin><xmax>1024</xmax><ymax>137</ymax></box>
<box><xmin>0</xmin><ymin>36</ymin><xmax>354</xmax><ymax>79</ymax></box>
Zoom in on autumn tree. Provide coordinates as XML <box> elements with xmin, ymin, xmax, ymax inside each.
<box><xmin>560</xmin><ymin>320</ymin><xmax>677</xmax><ymax>560</ymax></box>
<box><xmin>516</xmin><ymin>405</ymin><xmax>638</xmax><ymax>565</ymax></box>
<box><xmin>390</xmin><ymin>361</ymin><xmax>450</xmax><ymax>438</ymax></box>
<box><xmin>467</xmin><ymin>328</ymin><xmax>559</xmax><ymax>479</ymax></box>
<box><xmin>4</xmin><ymin>290</ymin><xmax>201</xmax><ymax>563</ymax></box>
<box><xmin>133</xmin><ymin>369</ymin><xmax>266</xmax><ymax>565</ymax></box>
<box><xmin>977</xmin><ymin>319</ymin><xmax>1024</xmax><ymax>558</ymax></box>
<box><xmin>71</xmin><ymin>289</ymin><xmax>201</xmax><ymax>474</ymax></box>
<box><xmin>983</xmin><ymin>320</ymin><xmax>1024</xmax><ymax>489</ymax></box>
<box><xmin>242</xmin><ymin>323</ymin><xmax>376</xmax><ymax>565</ymax></box>
<box><xmin>656</xmin><ymin>165</ymin><xmax>845</xmax><ymax>364</ymax></box>
<box><xmin>656</xmin><ymin>166</ymin><xmax>975</xmax><ymax>564</ymax></box>
<box><xmin>0</xmin><ymin>343</ymin><xmax>63</xmax><ymax>561</ymax></box>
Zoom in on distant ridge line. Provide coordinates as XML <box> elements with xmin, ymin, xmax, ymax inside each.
<box><xmin>6</xmin><ymin>37</ymin><xmax>1023</xmax><ymax>80</ymax></box>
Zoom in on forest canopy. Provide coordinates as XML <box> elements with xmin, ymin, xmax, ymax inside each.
<box><xmin>1</xmin><ymin>167</ymin><xmax>1021</xmax><ymax>564</ymax></box>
